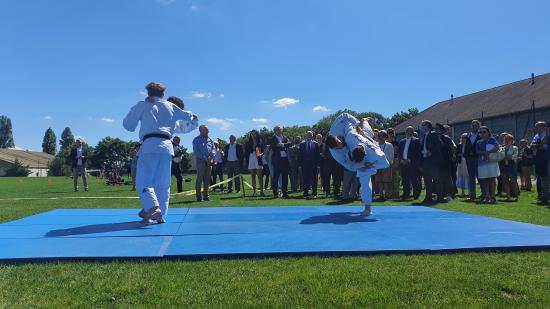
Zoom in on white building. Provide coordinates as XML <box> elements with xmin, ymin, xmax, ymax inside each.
<box><xmin>0</xmin><ymin>149</ymin><xmax>55</xmax><ymax>177</ymax></box>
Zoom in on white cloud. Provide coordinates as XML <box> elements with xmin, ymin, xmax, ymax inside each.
<box><xmin>206</xmin><ymin>118</ymin><xmax>233</xmax><ymax>131</ymax></box>
<box><xmin>139</xmin><ymin>90</ymin><xmax>148</xmax><ymax>97</ymax></box>
<box><xmin>273</xmin><ymin>97</ymin><xmax>299</xmax><ymax>108</ymax></box>
<box><xmin>100</xmin><ymin>117</ymin><xmax>115</xmax><ymax>123</ymax></box>
<box><xmin>156</xmin><ymin>0</ymin><xmax>176</xmax><ymax>5</ymax></box>
<box><xmin>219</xmin><ymin>93</ymin><xmax>225</xmax><ymax>98</ymax></box>
<box><xmin>190</xmin><ymin>4</ymin><xmax>199</xmax><ymax>11</ymax></box>
<box><xmin>312</xmin><ymin>105</ymin><xmax>329</xmax><ymax>112</ymax></box>
<box><xmin>252</xmin><ymin>118</ymin><xmax>268</xmax><ymax>123</ymax></box>
<box><xmin>43</xmin><ymin>116</ymin><xmax>52</xmax><ymax>120</ymax></box>
<box><xmin>192</xmin><ymin>91</ymin><xmax>212</xmax><ymax>99</ymax></box>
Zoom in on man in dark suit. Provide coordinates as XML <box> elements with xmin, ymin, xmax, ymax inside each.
<box><xmin>436</xmin><ymin>123</ymin><xmax>457</xmax><ymax>200</ymax></box>
<box><xmin>464</xmin><ymin>120</ymin><xmax>482</xmax><ymax>201</ymax></box>
<box><xmin>398</xmin><ymin>126</ymin><xmax>422</xmax><ymax>200</ymax></box>
<box><xmin>171</xmin><ymin>136</ymin><xmax>184</xmax><ymax>193</ymax></box>
<box><xmin>270</xmin><ymin>125</ymin><xmax>293</xmax><ymax>198</ymax></box>
<box><xmin>70</xmin><ymin>138</ymin><xmax>89</xmax><ymax>192</ymax></box>
<box><xmin>299</xmin><ymin>131</ymin><xmax>321</xmax><ymax>197</ymax></box>
<box><xmin>224</xmin><ymin>134</ymin><xmax>244</xmax><ymax>193</ymax></box>
<box><xmin>420</xmin><ymin>120</ymin><xmax>444</xmax><ymax>204</ymax></box>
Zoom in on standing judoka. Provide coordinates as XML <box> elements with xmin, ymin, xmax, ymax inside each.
<box><xmin>326</xmin><ymin>113</ymin><xmax>389</xmax><ymax>216</ymax></box>
<box><xmin>123</xmin><ymin>82</ymin><xmax>197</xmax><ymax>224</ymax></box>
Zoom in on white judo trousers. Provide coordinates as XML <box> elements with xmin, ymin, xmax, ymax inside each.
<box><xmin>123</xmin><ymin>97</ymin><xmax>196</xmax><ymax>220</ymax></box>
<box><xmin>136</xmin><ymin>153</ymin><xmax>172</xmax><ymax>216</ymax></box>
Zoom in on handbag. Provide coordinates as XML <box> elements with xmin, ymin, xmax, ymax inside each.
<box><xmin>488</xmin><ymin>147</ymin><xmax>505</xmax><ymax>162</ymax></box>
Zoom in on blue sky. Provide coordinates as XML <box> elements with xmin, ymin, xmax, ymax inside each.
<box><xmin>1</xmin><ymin>0</ymin><xmax>549</xmax><ymax>151</ymax></box>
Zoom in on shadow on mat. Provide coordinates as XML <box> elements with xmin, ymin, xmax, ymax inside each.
<box><xmin>46</xmin><ymin>221</ymin><xmax>148</xmax><ymax>237</ymax></box>
<box><xmin>300</xmin><ymin>212</ymin><xmax>378</xmax><ymax>225</ymax></box>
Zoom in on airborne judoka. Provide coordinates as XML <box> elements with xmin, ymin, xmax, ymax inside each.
<box><xmin>123</xmin><ymin>82</ymin><xmax>197</xmax><ymax>224</ymax></box>
<box><xmin>325</xmin><ymin>113</ymin><xmax>389</xmax><ymax>216</ymax></box>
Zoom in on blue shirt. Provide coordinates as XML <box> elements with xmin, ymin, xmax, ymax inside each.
<box><xmin>476</xmin><ymin>137</ymin><xmax>498</xmax><ymax>165</ymax></box>
<box><xmin>192</xmin><ymin>136</ymin><xmax>215</xmax><ymax>161</ymax></box>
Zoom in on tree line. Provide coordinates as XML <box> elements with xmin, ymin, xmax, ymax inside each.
<box><xmin>0</xmin><ymin>108</ymin><xmax>418</xmax><ymax>176</ymax></box>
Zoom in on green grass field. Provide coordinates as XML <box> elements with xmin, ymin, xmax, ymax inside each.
<box><xmin>0</xmin><ymin>176</ymin><xmax>549</xmax><ymax>308</ymax></box>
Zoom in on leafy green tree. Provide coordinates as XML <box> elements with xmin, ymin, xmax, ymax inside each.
<box><xmin>5</xmin><ymin>159</ymin><xmax>31</xmax><ymax>177</ymax></box>
<box><xmin>59</xmin><ymin>127</ymin><xmax>75</xmax><ymax>151</ymax></box>
<box><xmin>42</xmin><ymin>128</ymin><xmax>57</xmax><ymax>155</ymax></box>
<box><xmin>386</xmin><ymin>108</ymin><xmax>420</xmax><ymax>129</ymax></box>
<box><xmin>0</xmin><ymin>115</ymin><xmax>15</xmax><ymax>148</ymax></box>
<box><xmin>216</xmin><ymin>138</ymin><xmax>228</xmax><ymax>151</ymax></box>
<box><xmin>180</xmin><ymin>147</ymin><xmax>192</xmax><ymax>173</ymax></box>
<box><xmin>91</xmin><ymin>137</ymin><xmax>132</xmax><ymax>170</ymax></box>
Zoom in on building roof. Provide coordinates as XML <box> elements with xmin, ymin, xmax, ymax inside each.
<box><xmin>394</xmin><ymin>73</ymin><xmax>550</xmax><ymax>133</ymax></box>
<box><xmin>0</xmin><ymin>149</ymin><xmax>55</xmax><ymax>169</ymax></box>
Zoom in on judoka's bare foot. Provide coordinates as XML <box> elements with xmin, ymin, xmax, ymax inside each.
<box><xmin>140</xmin><ymin>218</ymin><xmax>153</xmax><ymax>225</ymax></box>
<box><xmin>138</xmin><ymin>209</ymin><xmax>146</xmax><ymax>219</ymax></box>
<box><xmin>360</xmin><ymin>205</ymin><xmax>372</xmax><ymax>217</ymax></box>
<box><xmin>142</xmin><ymin>206</ymin><xmax>161</xmax><ymax>224</ymax></box>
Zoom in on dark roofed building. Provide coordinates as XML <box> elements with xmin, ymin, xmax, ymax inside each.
<box><xmin>394</xmin><ymin>73</ymin><xmax>550</xmax><ymax>140</ymax></box>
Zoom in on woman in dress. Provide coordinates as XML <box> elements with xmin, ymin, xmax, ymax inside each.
<box><xmin>476</xmin><ymin>126</ymin><xmax>500</xmax><ymax>204</ymax></box>
<box><xmin>501</xmin><ymin>134</ymin><xmax>519</xmax><ymax>201</ymax></box>
<box><xmin>244</xmin><ymin>130</ymin><xmax>264</xmax><ymax>196</ymax></box>
<box><xmin>456</xmin><ymin>133</ymin><xmax>470</xmax><ymax>197</ymax></box>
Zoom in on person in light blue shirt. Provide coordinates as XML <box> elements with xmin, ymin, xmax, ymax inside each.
<box><xmin>123</xmin><ymin>82</ymin><xmax>196</xmax><ymax>224</ymax></box>
<box><xmin>192</xmin><ymin>125</ymin><xmax>215</xmax><ymax>201</ymax></box>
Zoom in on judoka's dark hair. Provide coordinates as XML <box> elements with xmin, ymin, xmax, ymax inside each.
<box><xmin>146</xmin><ymin>82</ymin><xmax>166</xmax><ymax>97</ymax></box>
<box><xmin>167</xmin><ymin>96</ymin><xmax>184</xmax><ymax>109</ymax></box>
<box><xmin>351</xmin><ymin>146</ymin><xmax>365</xmax><ymax>162</ymax></box>
<box><xmin>325</xmin><ymin>135</ymin><xmax>338</xmax><ymax>148</ymax></box>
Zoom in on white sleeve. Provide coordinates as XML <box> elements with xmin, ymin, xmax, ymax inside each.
<box><xmin>173</xmin><ymin>106</ymin><xmax>194</xmax><ymax>122</ymax></box>
<box><xmin>361</xmin><ymin>119</ymin><xmax>374</xmax><ymax>139</ymax></box>
<box><xmin>123</xmin><ymin>101</ymin><xmax>146</xmax><ymax>132</ymax></box>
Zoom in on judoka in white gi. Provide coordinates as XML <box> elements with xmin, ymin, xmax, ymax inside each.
<box><xmin>123</xmin><ymin>82</ymin><xmax>197</xmax><ymax>224</ymax></box>
<box><xmin>326</xmin><ymin>113</ymin><xmax>389</xmax><ymax>216</ymax></box>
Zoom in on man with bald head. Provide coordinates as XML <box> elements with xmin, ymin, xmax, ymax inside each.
<box><xmin>398</xmin><ymin>126</ymin><xmax>422</xmax><ymax>200</ymax></box>
<box><xmin>193</xmin><ymin>125</ymin><xmax>215</xmax><ymax>201</ymax></box>
<box><xmin>224</xmin><ymin>134</ymin><xmax>244</xmax><ymax>193</ymax></box>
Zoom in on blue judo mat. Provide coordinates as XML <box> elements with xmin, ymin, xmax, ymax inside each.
<box><xmin>1</xmin><ymin>206</ymin><xmax>549</xmax><ymax>262</ymax></box>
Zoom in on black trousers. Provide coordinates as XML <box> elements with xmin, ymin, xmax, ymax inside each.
<box><xmin>302</xmin><ymin>164</ymin><xmax>318</xmax><ymax>196</ymax></box>
<box><xmin>422</xmin><ymin>161</ymin><xmax>443</xmax><ymax>201</ymax></box>
<box><xmin>400</xmin><ymin>163</ymin><xmax>421</xmax><ymax>199</ymax></box>
<box><xmin>323</xmin><ymin>158</ymin><xmax>343</xmax><ymax>195</ymax></box>
<box><xmin>171</xmin><ymin>163</ymin><xmax>183</xmax><ymax>193</ymax></box>
<box><xmin>272</xmin><ymin>158</ymin><xmax>289</xmax><ymax>196</ymax></box>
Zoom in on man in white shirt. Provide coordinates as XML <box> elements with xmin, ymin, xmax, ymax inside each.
<box><xmin>398</xmin><ymin>126</ymin><xmax>422</xmax><ymax>200</ymax></box>
<box><xmin>70</xmin><ymin>138</ymin><xmax>88</xmax><ymax>192</ymax></box>
<box><xmin>123</xmin><ymin>82</ymin><xmax>196</xmax><ymax>224</ymax></box>
<box><xmin>270</xmin><ymin>126</ymin><xmax>292</xmax><ymax>198</ymax></box>
<box><xmin>224</xmin><ymin>135</ymin><xmax>244</xmax><ymax>193</ymax></box>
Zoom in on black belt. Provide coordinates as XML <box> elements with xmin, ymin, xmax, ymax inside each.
<box><xmin>142</xmin><ymin>133</ymin><xmax>171</xmax><ymax>141</ymax></box>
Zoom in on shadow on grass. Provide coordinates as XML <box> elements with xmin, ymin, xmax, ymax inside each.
<box><xmin>46</xmin><ymin>221</ymin><xmax>148</xmax><ymax>237</ymax></box>
<box><xmin>300</xmin><ymin>212</ymin><xmax>378</xmax><ymax>225</ymax></box>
